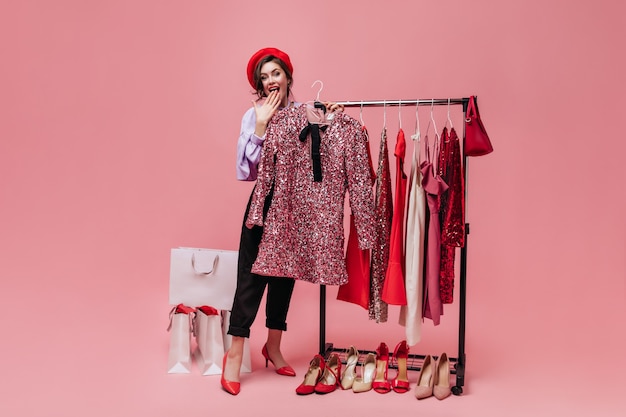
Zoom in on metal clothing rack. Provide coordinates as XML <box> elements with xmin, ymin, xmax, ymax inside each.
<box><xmin>318</xmin><ymin>96</ymin><xmax>471</xmax><ymax>396</ymax></box>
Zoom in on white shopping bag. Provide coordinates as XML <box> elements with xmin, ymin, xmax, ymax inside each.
<box><xmin>167</xmin><ymin>304</ymin><xmax>195</xmax><ymax>374</ymax></box>
<box><xmin>169</xmin><ymin>247</ymin><xmax>238</xmax><ymax>311</ymax></box>
<box><xmin>193</xmin><ymin>306</ymin><xmax>225</xmax><ymax>376</ymax></box>
<box><xmin>221</xmin><ymin>310</ymin><xmax>252</xmax><ymax>373</ymax></box>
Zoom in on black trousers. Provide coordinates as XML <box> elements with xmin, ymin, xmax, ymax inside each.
<box><xmin>228</xmin><ymin>188</ymin><xmax>295</xmax><ymax>338</ymax></box>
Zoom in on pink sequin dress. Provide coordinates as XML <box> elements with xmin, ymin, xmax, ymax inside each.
<box><xmin>246</xmin><ymin>105</ymin><xmax>376</xmax><ymax>286</ymax></box>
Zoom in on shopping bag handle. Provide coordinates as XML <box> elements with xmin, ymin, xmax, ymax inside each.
<box><xmin>191</xmin><ymin>252</ymin><xmax>219</xmax><ymax>275</ymax></box>
<box><xmin>167</xmin><ymin>304</ymin><xmax>195</xmax><ymax>331</ymax></box>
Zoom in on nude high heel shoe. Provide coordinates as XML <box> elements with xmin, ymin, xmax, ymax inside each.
<box><xmin>340</xmin><ymin>346</ymin><xmax>359</xmax><ymax>390</ymax></box>
<box><xmin>352</xmin><ymin>353</ymin><xmax>376</xmax><ymax>393</ymax></box>
<box><xmin>414</xmin><ymin>355</ymin><xmax>434</xmax><ymax>400</ymax></box>
<box><xmin>433</xmin><ymin>352</ymin><xmax>451</xmax><ymax>400</ymax></box>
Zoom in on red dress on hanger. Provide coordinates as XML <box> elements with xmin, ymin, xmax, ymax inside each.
<box><xmin>438</xmin><ymin>127</ymin><xmax>465</xmax><ymax>303</ymax></box>
<box><xmin>337</xmin><ymin>127</ymin><xmax>376</xmax><ymax>309</ymax></box>
<box><xmin>382</xmin><ymin>128</ymin><xmax>408</xmax><ymax>305</ymax></box>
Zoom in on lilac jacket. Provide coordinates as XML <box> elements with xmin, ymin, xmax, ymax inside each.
<box><xmin>236</xmin><ymin>103</ymin><xmax>302</xmax><ymax>181</ymax></box>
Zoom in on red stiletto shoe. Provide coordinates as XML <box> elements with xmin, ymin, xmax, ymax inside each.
<box><xmin>261</xmin><ymin>344</ymin><xmax>296</xmax><ymax>377</ymax></box>
<box><xmin>372</xmin><ymin>342</ymin><xmax>391</xmax><ymax>393</ymax></box>
<box><xmin>220</xmin><ymin>352</ymin><xmax>240</xmax><ymax>395</ymax></box>
<box><xmin>295</xmin><ymin>354</ymin><xmax>325</xmax><ymax>395</ymax></box>
<box><xmin>391</xmin><ymin>340</ymin><xmax>410</xmax><ymax>393</ymax></box>
<box><xmin>314</xmin><ymin>353</ymin><xmax>342</xmax><ymax>394</ymax></box>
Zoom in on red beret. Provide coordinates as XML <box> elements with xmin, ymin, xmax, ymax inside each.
<box><xmin>246</xmin><ymin>47</ymin><xmax>293</xmax><ymax>89</ymax></box>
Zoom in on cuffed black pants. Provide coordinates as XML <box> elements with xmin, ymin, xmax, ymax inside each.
<box><xmin>228</xmin><ymin>188</ymin><xmax>295</xmax><ymax>338</ymax></box>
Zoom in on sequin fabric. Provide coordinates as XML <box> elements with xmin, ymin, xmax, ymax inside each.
<box><xmin>246</xmin><ymin>105</ymin><xmax>376</xmax><ymax>286</ymax></box>
<box><xmin>368</xmin><ymin>127</ymin><xmax>392</xmax><ymax>323</ymax></box>
<box><xmin>438</xmin><ymin>127</ymin><xmax>465</xmax><ymax>247</ymax></box>
<box><xmin>437</xmin><ymin>127</ymin><xmax>465</xmax><ymax>304</ymax></box>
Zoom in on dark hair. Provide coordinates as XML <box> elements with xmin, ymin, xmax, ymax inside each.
<box><xmin>253</xmin><ymin>55</ymin><xmax>293</xmax><ymax>99</ymax></box>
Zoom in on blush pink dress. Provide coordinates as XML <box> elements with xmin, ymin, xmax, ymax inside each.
<box><xmin>421</xmin><ymin>136</ymin><xmax>448</xmax><ymax>326</ymax></box>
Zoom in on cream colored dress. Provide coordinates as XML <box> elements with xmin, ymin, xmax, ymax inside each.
<box><xmin>399</xmin><ymin>132</ymin><xmax>426</xmax><ymax>345</ymax></box>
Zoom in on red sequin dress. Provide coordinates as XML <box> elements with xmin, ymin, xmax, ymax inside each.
<box><xmin>437</xmin><ymin>127</ymin><xmax>465</xmax><ymax>303</ymax></box>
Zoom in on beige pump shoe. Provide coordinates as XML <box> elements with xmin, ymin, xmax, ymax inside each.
<box><xmin>340</xmin><ymin>346</ymin><xmax>359</xmax><ymax>390</ymax></box>
<box><xmin>433</xmin><ymin>352</ymin><xmax>451</xmax><ymax>400</ymax></box>
<box><xmin>414</xmin><ymin>355</ymin><xmax>435</xmax><ymax>399</ymax></box>
<box><xmin>352</xmin><ymin>353</ymin><xmax>376</xmax><ymax>393</ymax></box>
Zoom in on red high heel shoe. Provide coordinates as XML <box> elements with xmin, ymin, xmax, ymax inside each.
<box><xmin>372</xmin><ymin>342</ymin><xmax>391</xmax><ymax>393</ymax></box>
<box><xmin>391</xmin><ymin>340</ymin><xmax>410</xmax><ymax>393</ymax></box>
<box><xmin>220</xmin><ymin>352</ymin><xmax>240</xmax><ymax>395</ymax></box>
<box><xmin>314</xmin><ymin>353</ymin><xmax>342</xmax><ymax>394</ymax></box>
<box><xmin>295</xmin><ymin>354</ymin><xmax>325</xmax><ymax>395</ymax></box>
<box><xmin>261</xmin><ymin>344</ymin><xmax>296</xmax><ymax>377</ymax></box>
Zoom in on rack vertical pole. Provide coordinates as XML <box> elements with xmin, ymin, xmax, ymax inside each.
<box><xmin>319</xmin><ymin>285</ymin><xmax>327</xmax><ymax>355</ymax></box>
<box><xmin>452</xmin><ymin>98</ymin><xmax>471</xmax><ymax>395</ymax></box>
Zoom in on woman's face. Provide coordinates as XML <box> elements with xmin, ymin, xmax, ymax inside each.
<box><xmin>259</xmin><ymin>60</ymin><xmax>290</xmax><ymax>106</ymax></box>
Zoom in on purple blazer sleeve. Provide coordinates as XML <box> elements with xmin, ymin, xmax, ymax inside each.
<box><xmin>236</xmin><ymin>107</ymin><xmax>265</xmax><ymax>181</ymax></box>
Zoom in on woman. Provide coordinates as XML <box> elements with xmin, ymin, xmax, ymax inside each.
<box><xmin>221</xmin><ymin>47</ymin><xmax>343</xmax><ymax>395</ymax></box>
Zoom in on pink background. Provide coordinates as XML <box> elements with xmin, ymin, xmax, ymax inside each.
<box><xmin>1</xmin><ymin>1</ymin><xmax>625</xmax><ymax>416</ymax></box>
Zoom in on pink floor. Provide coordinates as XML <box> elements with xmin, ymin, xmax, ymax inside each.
<box><xmin>2</xmin><ymin>275</ymin><xmax>624</xmax><ymax>417</ymax></box>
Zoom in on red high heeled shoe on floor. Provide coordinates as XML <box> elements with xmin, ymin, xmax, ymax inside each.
<box><xmin>372</xmin><ymin>342</ymin><xmax>391</xmax><ymax>393</ymax></box>
<box><xmin>261</xmin><ymin>344</ymin><xmax>296</xmax><ymax>377</ymax></box>
<box><xmin>296</xmin><ymin>355</ymin><xmax>326</xmax><ymax>395</ymax></box>
<box><xmin>314</xmin><ymin>353</ymin><xmax>342</xmax><ymax>394</ymax></box>
<box><xmin>220</xmin><ymin>352</ymin><xmax>240</xmax><ymax>395</ymax></box>
<box><xmin>391</xmin><ymin>340</ymin><xmax>410</xmax><ymax>393</ymax></box>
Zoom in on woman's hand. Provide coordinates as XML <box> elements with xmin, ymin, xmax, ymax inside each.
<box><xmin>253</xmin><ymin>90</ymin><xmax>281</xmax><ymax>136</ymax></box>
<box><xmin>323</xmin><ymin>102</ymin><xmax>344</xmax><ymax>113</ymax></box>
